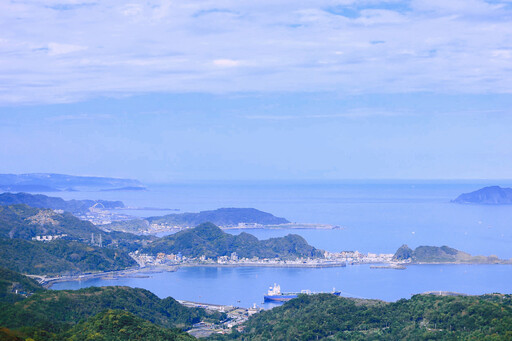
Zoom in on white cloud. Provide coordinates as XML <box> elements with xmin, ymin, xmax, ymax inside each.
<box><xmin>47</xmin><ymin>42</ymin><xmax>87</xmax><ymax>56</ymax></box>
<box><xmin>0</xmin><ymin>0</ymin><xmax>512</xmax><ymax>104</ymax></box>
<box><xmin>213</xmin><ymin>59</ymin><xmax>241</xmax><ymax>67</ymax></box>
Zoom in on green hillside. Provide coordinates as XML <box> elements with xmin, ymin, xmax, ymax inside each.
<box><xmin>0</xmin><ymin>284</ymin><xmax>224</xmax><ymax>340</ymax></box>
<box><xmin>0</xmin><ymin>238</ymin><xmax>136</xmax><ymax>275</ymax></box>
<box><xmin>0</xmin><ymin>204</ymin><xmax>109</xmax><ymax>242</ymax></box>
<box><xmin>142</xmin><ymin>222</ymin><xmax>323</xmax><ymax>259</ymax></box>
<box><xmin>0</xmin><ymin>267</ymin><xmax>43</xmax><ymax>303</ymax></box>
<box><xmin>216</xmin><ymin>293</ymin><xmax>512</xmax><ymax>340</ymax></box>
<box><xmin>61</xmin><ymin>309</ymin><xmax>194</xmax><ymax>341</ymax></box>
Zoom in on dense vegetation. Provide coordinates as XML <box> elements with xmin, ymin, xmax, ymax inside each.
<box><xmin>147</xmin><ymin>208</ymin><xmax>290</xmax><ymax>227</ymax></box>
<box><xmin>0</xmin><ymin>238</ymin><xmax>136</xmax><ymax>275</ymax></box>
<box><xmin>0</xmin><ymin>204</ymin><xmax>155</xmax><ymax>274</ymax></box>
<box><xmin>142</xmin><ymin>222</ymin><xmax>323</xmax><ymax>259</ymax></box>
<box><xmin>215</xmin><ymin>293</ymin><xmax>512</xmax><ymax>340</ymax></box>
<box><xmin>453</xmin><ymin>185</ymin><xmax>512</xmax><ymax>205</ymax></box>
<box><xmin>0</xmin><ymin>192</ymin><xmax>124</xmax><ymax>214</ymax></box>
<box><xmin>0</xmin><ymin>269</ymin><xmax>225</xmax><ymax>340</ymax></box>
<box><xmin>60</xmin><ymin>309</ymin><xmax>194</xmax><ymax>341</ymax></box>
<box><xmin>0</xmin><ymin>204</ymin><xmax>112</xmax><ymax>241</ymax></box>
<box><xmin>0</xmin><ymin>267</ymin><xmax>43</xmax><ymax>303</ymax></box>
<box><xmin>393</xmin><ymin>244</ymin><xmax>503</xmax><ymax>263</ymax></box>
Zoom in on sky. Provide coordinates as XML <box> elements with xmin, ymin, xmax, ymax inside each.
<box><xmin>1</xmin><ymin>0</ymin><xmax>512</xmax><ymax>182</ymax></box>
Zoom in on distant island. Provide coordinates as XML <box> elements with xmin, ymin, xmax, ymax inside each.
<box><xmin>392</xmin><ymin>244</ymin><xmax>508</xmax><ymax>264</ymax></box>
<box><xmin>0</xmin><ymin>173</ymin><xmax>145</xmax><ymax>192</ymax></box>
<box><xmin>452</xmin><ymin>186</ymin><xmax>512</xmax><ymax>205</ymax></box>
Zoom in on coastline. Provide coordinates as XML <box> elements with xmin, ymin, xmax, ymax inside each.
<box><xmin>37</xmin><ymin>266</ymin><xmax>178</xmax><ymax>288</ymax></box>
<box><xmin>180</xmin><ymin>261</ymin><xmax>347</xmax><ymax>268</ymax></box>
<box><xmin>41</xmin><ymin>260</ymin><xmax>512</xmax><ymax>289</ymax></box>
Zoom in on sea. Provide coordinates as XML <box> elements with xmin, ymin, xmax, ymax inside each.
<box><xmin>49</xmin><ymin>180</ymin><xmax>512</xmax><ymax>308</ymax></box>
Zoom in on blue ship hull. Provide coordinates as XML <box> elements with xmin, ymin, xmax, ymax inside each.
<box><xmin>264</xmin><ymin>291</ymin><xmax>342</xmax><ymax>302</ymax></box>
<box><xmin>264</xmin><ymin>294</ymin><xmax>298</xmax><ymax>302</ymax></box>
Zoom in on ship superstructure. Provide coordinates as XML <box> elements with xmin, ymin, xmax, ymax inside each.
<box><xmin>264</xmin><ymin>283</ymin><xmax>342</xmax><ymax>302</ymax></box>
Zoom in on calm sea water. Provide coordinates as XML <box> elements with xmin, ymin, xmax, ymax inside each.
<box><xmin>51</xmin><ymin>264</ymin><xmax>512</xmax><ymax>308</ymax></box>
<box><xmin>53</xmin><ymin>181</ymin><xmax>512</xmax><ymax>257</ymax></box>
<box><xmin>50</xmin><ymin>181</ymin><xmax>512</xmax><ymax>305</ymax></box>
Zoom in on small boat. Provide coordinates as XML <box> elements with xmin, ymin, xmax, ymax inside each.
<box><xmin>264</xmin><ymin>284</ymin><xmax>342</xmax><ymax>302</ymax></box>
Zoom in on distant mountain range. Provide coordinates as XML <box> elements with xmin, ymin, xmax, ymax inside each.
<box><xmin>146</xmin><ymin>207</ymin><xmax>290</xmax><ymax>227</ymax></box>
<box><xmin>0</xmin><ymin>192</ymin><xmax>124</xmax><ymax>214</ymax></box>
<box><xmin>392</xmin><ymin>244</ymin><xmax>505</xmax><ymax>264</ymax></box>
<box><xmin>453</xmin><ymin>186</ymin><xmax>512</xmax><ymax>205</ymax></box>
<box><xmin>0</xmin><ymin>173</ymin><xmax>145</xmax><ymax>192</ymax></box>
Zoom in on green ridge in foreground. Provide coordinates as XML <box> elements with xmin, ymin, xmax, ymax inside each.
<box><xmin>212</xmin><ymin>294</ymin><xmax>512</xmax><ymax>340</ymax></box>
<box><xmin>61</xmin><ymin>309</ymin><xmax>194</xmax><ymax>341</ymax></box>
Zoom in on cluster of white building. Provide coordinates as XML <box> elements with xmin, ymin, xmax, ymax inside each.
<box><xmin>324</xmin><ymin>250</ymin><xmax>394</xmax><ymax>264</ymax></box>
<box><xmin>31</xmin><ymin>234</ymin><xmax>68</xmax><ymax>241</ymax></box>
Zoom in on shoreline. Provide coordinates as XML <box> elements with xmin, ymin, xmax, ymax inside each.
<box><xmin>180</xmin><ymin>261</ymin><xmax>347</xmax><ymax>268</ymax></box>
<box><xmin>42</xmin><ymin>261</ymin><xmax>512</xmax><ymax>288</ymax></box>
<box><xmin>38</xmin><ymin>266</ymin><xmax>178</xmax><ymax>288</ymax></box>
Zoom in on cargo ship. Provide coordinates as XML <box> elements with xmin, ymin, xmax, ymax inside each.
<box><xmin>264</xmin><ymin>283</ymin><xmax>342</xmax><ymax>302</ymax></box>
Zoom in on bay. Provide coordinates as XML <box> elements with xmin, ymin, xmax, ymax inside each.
<box><xmin>51</xmin><ymin>264</ymin><xmax>512</xmax><ymax>308</ymax></box>
<box><xmin>49</xmin><ymin>180</ymin><xmax>512</xmax><ymax>306</ymax></box>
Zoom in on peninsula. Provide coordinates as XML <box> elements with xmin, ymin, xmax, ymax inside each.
<box><xmin>392</xmin><ymin>244</ymin><xmax>509</xmax><ymax>264</ymax></box>
<box><xmin>104</xmin><ymin>207</ymin><xmax>339</xmax><ymax>234</ymax></box>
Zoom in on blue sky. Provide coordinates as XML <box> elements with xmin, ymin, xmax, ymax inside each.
<box><xmin>1</xmin><ymin>0</ymin><xmax>512</xmax><ymax>182</ymax></box>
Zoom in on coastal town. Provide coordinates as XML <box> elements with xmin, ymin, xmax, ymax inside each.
<box><xmin>129</xmin><ymin>250</ymin><xmax>395</xmax><ymax>268</ymax></box>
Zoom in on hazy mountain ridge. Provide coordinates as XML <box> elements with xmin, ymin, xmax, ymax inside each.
<box><xmin>453</xmin><ymin>186</ymin><xmax>512</xmax><ymax>205</ymax></box>
<box><xmin>0</xmin><ymin>192</ymin><xmax>124</xmax><ymax>214</ymax></box>
<box><xmin>0</xmin><ymin>173</ymin><xmax>145</xmax><ymax>192</ymax></box>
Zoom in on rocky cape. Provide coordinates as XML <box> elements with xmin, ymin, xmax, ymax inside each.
<box><xmin>392</xmin><ymin>244</ymin><xmax>510</xmax><ymax>264</ymax></box>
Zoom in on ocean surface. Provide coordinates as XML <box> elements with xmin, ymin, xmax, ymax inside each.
<box><xmin>49</xmin><ymin>180</ymin><xmax>512</xmax><ymax>306</ymax></box>
<box><xmin>51</xmin><ymin>264</ymin><xmax>512</xmax><ymax>309</ymax></box>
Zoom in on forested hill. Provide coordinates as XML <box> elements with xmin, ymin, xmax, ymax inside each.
<box><xmin>142</xmin><ymin>222</ymin><xmax>323</xmax><ymax>259</ymax></box>
<box><xmin>146</xmin><ymin>208</ymin><xmax>290</xmax><ymax>227</ymax></box>
<box><xmin>215</xmin><ymin>293</ymin><xmax>512</xmax><ymax>340</ymax></box>
<box><xmin>0</xmin><ymin>204</ymin><xmax>150</xmax><ymax>275</ymax></box>
<box><xmin>0</xmin><ymin>268</ymin><xmax>224</xmax><ymax>340</ymax></box>
<box><xmin>392</xmin><ymin>244</ymin><xmax>504</xmax><ymax>264</ymax></box>
<box><xmin>0</xmin><ymin>192</ymin><xmax>124</xmax><ymax>214</ymax></box>
<box><xmin>453</xmin><ymin>186</ymin><xmax>512</xmax><ymax>205</ymax></box>
<box><xmin>0</xmin><ymin>204</ymin><xmax>109</xmax><ymax>241</ymax></box>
